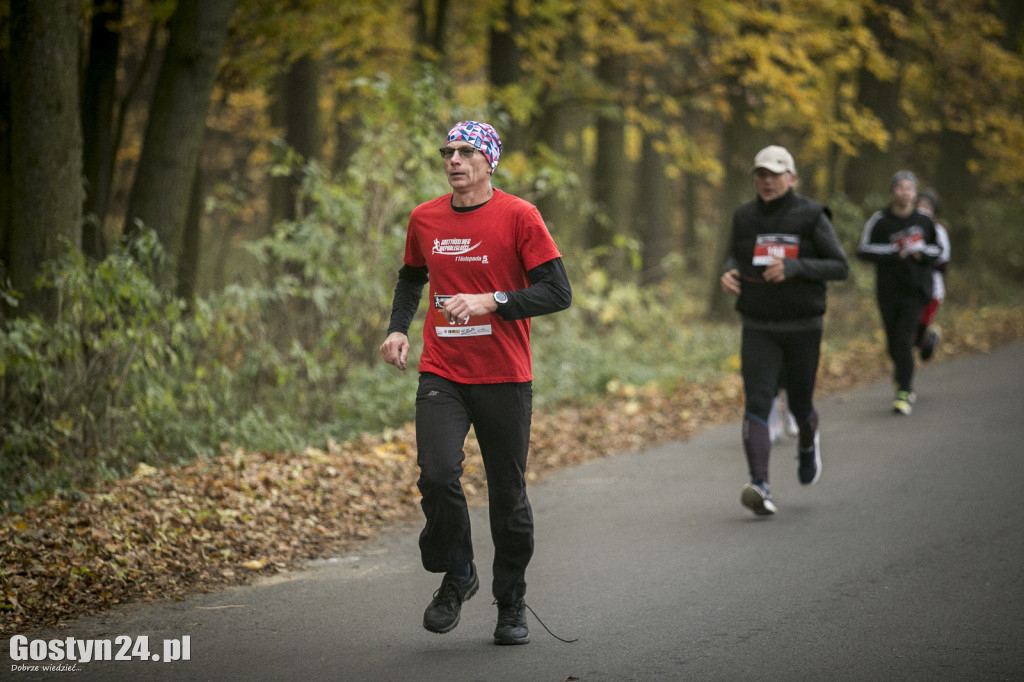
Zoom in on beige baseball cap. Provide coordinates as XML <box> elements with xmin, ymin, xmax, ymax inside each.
<box><xmin>752</xmin><ymin>145</ymin><xmax>795</xmax><ymax>174</ymax></box>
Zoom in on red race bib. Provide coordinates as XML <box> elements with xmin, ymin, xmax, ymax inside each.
<box><xmin>753</xmin><ymin>234</ymin><xmax>799</xmax><ymax>266</ymax></box>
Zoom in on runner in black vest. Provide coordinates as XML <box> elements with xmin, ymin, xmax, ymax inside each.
<box><xmin>720</xmin><ymin>146</ymin><xmax>849</xmax><ymax>515</ymax></box>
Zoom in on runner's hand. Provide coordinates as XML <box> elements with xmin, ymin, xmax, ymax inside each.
<box><xmin>442</xmin><ymin>293</ymin><xmax>498</xmax><ymax>323</ymax></box>
<box><xmin>380</xmin><ymin>332</ymin><xmax>410</xmax><ymax>370</ymax></box>
<box><xmin>720</xmin><ymin>269</ymin><xmax>741</xmax><ymax>295</ymax></box>
<box><xmin>763</xmin><ymin>258</ymin><xmax>787</xmax><ymax>283</ymax></box>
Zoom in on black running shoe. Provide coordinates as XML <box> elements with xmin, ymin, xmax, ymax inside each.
<box><xmin>798</xmin><ymin>429</ymin><xmax>821</xmax><ymax>486</ymax></box>
<box><xmin>920</xmin><ymin>328</ymin><xmax>939</xmax><ymax>361</ymax></box>
<box><xmin>494</xmin><ymin>599</ymin><xmax>530</xmax><ymax>645</ymax></box>
<box><xmin>423</xmin><ymin>563</ymin><xmax>478</xmax><ymax>634</ymax></box>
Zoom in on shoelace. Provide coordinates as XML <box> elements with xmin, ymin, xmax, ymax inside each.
<box><xmin>432</xmin><ymin>582</ymin><xmax>460</xmax><ymax>612</ymax></box>
<box><xmin>496</xmin><ymin>602</ymin><xmax>522</xmax><ymax>627</ymax></box>
<box><xmin>494</xmin><ymin>599</ymin><xmax>578</xmax><ymax>643</ymax></box>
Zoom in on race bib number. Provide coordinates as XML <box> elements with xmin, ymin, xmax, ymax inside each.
<box><xmin>753</xmin><ymin>234</ymin><xmax>799</xmax><ymax>266</ymax></box>
<box><xmin>891</xmin><ymin>228</ymin><xmax>924</xmax><ymax>252</ymax></box>
<box><xmin>433</xmin><ymin>294</ymin><xmax>493</xmax><ymax>338</ymax></box>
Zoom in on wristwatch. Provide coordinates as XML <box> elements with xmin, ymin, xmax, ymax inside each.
<box><xmin>493</xmin><ymin>291</ymin><xmax>509</xmax><ymax>307</ymax></box>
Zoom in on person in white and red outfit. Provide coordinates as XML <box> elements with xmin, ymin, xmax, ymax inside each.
<box><xmin>857</xmin><ymin>171</ymin><xmax>943</xmax><ymax>415</ymax></box>
<box><xmin>380</xmin><ymin>121</ymin><xmax>571</xmax><ymax>645</ymax></box>
<box><xmin>913</xmin><ymin>189</ymin><xmax>950</xmax><ymax>361</ymax></box>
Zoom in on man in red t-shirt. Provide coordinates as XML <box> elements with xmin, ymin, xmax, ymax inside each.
<box><xmin>380</xmin><ymin>121</ymin><xmax>571</xmax><ymax>645</ymax></box>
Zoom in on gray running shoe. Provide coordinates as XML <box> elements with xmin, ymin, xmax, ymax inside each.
<box><xmin>741</xmin><ymin>482</ymin><xmax>777</xmax><ymax>516</ymax></box>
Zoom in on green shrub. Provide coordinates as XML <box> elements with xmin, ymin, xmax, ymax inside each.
<box><xmin>1</xmin><ymin>233</ymin><xmax>207</xmax><ymax>504</ymax></box>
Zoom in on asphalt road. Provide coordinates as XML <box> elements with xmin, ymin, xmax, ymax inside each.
<box><xmin>4</xmin><ymin>343</ymin><xmax>1023</xmax><ymax>681</ymax></box>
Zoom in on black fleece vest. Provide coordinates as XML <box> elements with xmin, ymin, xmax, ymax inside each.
<box><xmin>731</xmin><ymin>191</ymin><xmax>828</xmax><ymax>321</ymax></box>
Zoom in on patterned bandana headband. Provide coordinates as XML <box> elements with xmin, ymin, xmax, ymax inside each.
<box><xmin>446</xmin><ymin>121</ymin><xmax>502</xmax><ymax>171</ymax></box>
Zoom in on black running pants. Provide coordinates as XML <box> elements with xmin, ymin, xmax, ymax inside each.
<box><xmin>877</xmin><ymin>293</ymin><xmax>927</xmax><ymax>393</ymax></box>
<box><xmin>414</xmin><ymin>372</ymin><xmax>534</xmax><ymax>604</ymax></box>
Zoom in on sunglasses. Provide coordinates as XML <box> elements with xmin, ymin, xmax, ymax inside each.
<box><xmin>438</xmin><ymin>146</ymin><xmax>482</xmax><ymax>160</ymax></box>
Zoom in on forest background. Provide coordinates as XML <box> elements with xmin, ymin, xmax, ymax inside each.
<box><xmin>2</xmin><ymin>0</ymin><xmax>1024</xmax><ymax>508</ymax></box>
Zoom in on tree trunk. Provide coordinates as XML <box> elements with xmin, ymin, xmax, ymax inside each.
<box><xmin>176</xmin><ymin>158</ymin><xmax>203</xmax><ymax>303</ymax></box>
<box><xmin>844</xmin><ymin>1</ymin><xmax>909</xmax><ymax>203</ymax></box>
<box><xmin>681</xmin><ymin>171</ymin><xmax>700</xmax><ymax>271</ymax></box>
<box><xmin>269</xmin><ymin>54</ymin><xmax>321</xmax><ymax>226</ymax></box>
<box><xmin>0</xmin><ymin>16</ymin><xmax>13</xmax><ymax>313</ymax></box>
<box><xmin>6</xmin><ymin>0</ymin><xmax>83</xmax><ymax>320</ymax></box>
<box><xmin>414</xmin><ymin>0</ymin><xmax>449</xmax><ymax>61</ymax></box>
<box><xmin>285</xmin><ymin>55</ymin><xmax>320</xmax><ymax>170</ymax></box>
<box><xmin>81</xmin><ymin>0</ymin><xmax>123</xmax><ymax>260</ymax></box>
<box><xmin>679</xmin><ymin>106</ymin><xmax>701</xmax><ymax>272</ymax></box>
<box><xmin>122</xmin><ymin>0</ymin><xmax>235</xmax><ymax>291</ymax></box>
<box><xmin>637</xmin><ymin>128</ymin><xmax>672</xmax><ymax>286</ymax></box>
<box><xmin>534</xmin><ymin>19</ymin><xmax>588</xmax><ymax>252</ymax></box>
<box><xmin>535</xmin><ymin>91</ymin><xmax>589</xmax><ymax>253</ymax></box>
<box><xmin>997</xmin><ymin>0</ymin><xmax>1024</xmax><ymax>52</ymax></box>
<box><xmin>588</xmin><ymin>52</ymin><xmax>630</xmax><ymax>275</ymax></box>
<box><xmin>488</xmin><ymin>0</ymin><xmax>525</xmax><ymax>151</ymax></box>
<box><xmin>268</xmin><ymin>74</ymin><xmax>289</xmax><ymax>230</ymax></box>
<box><xmin>931</xmin><ymin>128</ymin><xmax>974</xmax><ymax>264</ymax></box>
<box><xmin>332</xmin><ymin>79</ymin><xmax>361</xmax><ymax>174</ymax></box>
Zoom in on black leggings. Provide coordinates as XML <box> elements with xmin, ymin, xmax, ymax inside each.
<box><xmin>741</xmin><ymin>326</ymin><xmax>822</xmax><ymax>422</ymax></box>
<box><xmin>414</xmin><ymin>372</ymin><xmax>534</xmax><ymax>604</ymax></box>
<box><xmin>877</xmin><ymin>294</ymin><xmax>927</xmax><ymax>392</ymax></box>
<box><xmin>741</xmin><ymin>326</ymin><xmax>822</xmax><ymax>483</ymax></box>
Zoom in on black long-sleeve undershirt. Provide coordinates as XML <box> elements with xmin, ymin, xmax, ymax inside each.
<box><xmin>386</xmin><ymin>257</ymin><xmax>571</xmax><ymax>336</ymax></box>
